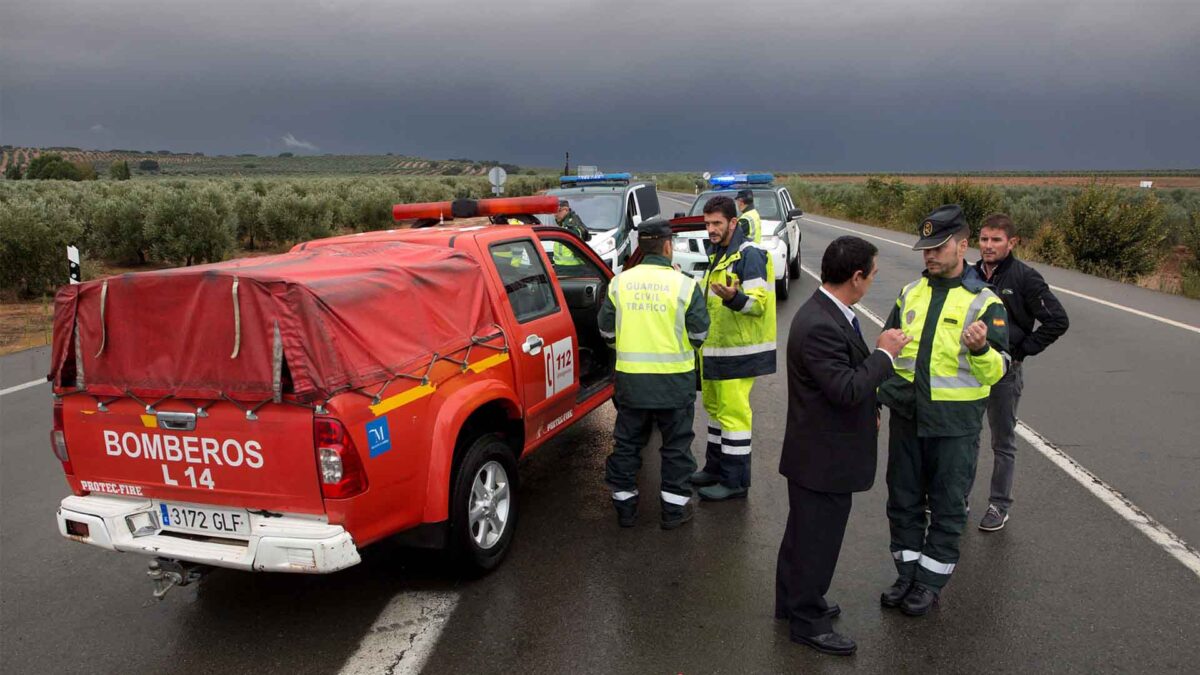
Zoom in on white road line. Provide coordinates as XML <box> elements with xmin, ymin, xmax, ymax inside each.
<box><xmin>801</xmin><ymin>215</ymin><xmax>1200</xmax><ymax>336</ymax></box>
<box><xmin>0</xmin><ymin>379</ymin><xmax>47</xmax><ymax>397</ymax></box>
<box><xmin>800</xmin><ymin>264</ymin><xmax>1200</xmax><ymax>580</ymax></box>
<box><xmin>339</xmin><ymin>591</ymin><xmax>458</xmax><ymax>675</ymax></box>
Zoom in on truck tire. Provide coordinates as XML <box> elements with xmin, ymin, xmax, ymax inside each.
<box><xmin>449</xmin><ymin>433</ymin><xmax>519</xmax><ymax>574</ymax></box>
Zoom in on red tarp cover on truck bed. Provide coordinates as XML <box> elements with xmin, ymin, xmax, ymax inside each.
<box><xmin>50</xmin><ymin>241</ymin><xmax>497</xmax><ymax>402</ymax></box>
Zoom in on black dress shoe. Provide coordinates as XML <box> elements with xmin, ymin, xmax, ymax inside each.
<box><xmin>790</xmin><ymin>631</ymin><xmax>857</xmax><ymax>656</ymax></box>
<box><xmin>880</xmin><ymin>577</ymin><xmax>913</xmax><ymax>608</ymax></box>
<box><xmin>900</xmin><ymin>583</ymin><xmax>938</xmax><ymax>616</ymax></box>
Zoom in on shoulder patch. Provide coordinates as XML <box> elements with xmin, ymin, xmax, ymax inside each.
<box><xmin>992</xmin><ymin>318</ymin><xmax>1006</xmax><ymax>327</ymax></box>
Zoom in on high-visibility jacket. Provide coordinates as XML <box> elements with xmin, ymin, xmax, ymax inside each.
<box><xmin>553</xmin><ymin>211</ymin><xmax>588</xmax><ymax>266</ymax></box>
<box><xmin>879</xmin><ymin>267</ymin><xmax>1010</xmax><ymax>437</ymax></box>
<box><xmin>739</xmin><ymin>207</ymin><xmax>762</xmax><ymax>244</ymax></box>
<box><xmin>598</xmin><ymin>255</ymin><xmax>709</xmax><ymax>408</ymax></box>
<box><xmin>701</xmin><ymin>226</ymin><xmax>776</xmax><ymax>380</ymax></box>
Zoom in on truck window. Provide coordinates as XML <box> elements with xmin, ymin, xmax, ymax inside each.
<box><xmin>489</xmin><ymin>239</ymin><xmax>560</xmax><ymax>323</ymax></box>
<box><xmin>633</xmin><ymin>185</ymin><xmax>660</xmax><ymax>220</ymax></box>
<box><xmin>541</xmin><ymin>239</ymin><xmax>604</xmax><ymax>279</ymax></box>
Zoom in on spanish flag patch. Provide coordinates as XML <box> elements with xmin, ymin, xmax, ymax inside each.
<box><xmin>992</xmin><ymin>318</ymin><xmax>1006</xmax><ymax>327</ymax></box>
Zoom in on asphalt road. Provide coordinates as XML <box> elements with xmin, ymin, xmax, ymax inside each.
<box><xmin>2</xmin><ymin>193</ymin><xmax>1198</xmax><ymax>673</ymax></box>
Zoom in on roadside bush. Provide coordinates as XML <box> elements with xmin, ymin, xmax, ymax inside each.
<box><xmin>89</xmin><ymin>193</ymin><xmax>149</xmax><ymax>263</ymax></box>
<box><xmin>1024</xmin><ymin>222</ymin><xmax>1074</xmax><ymax>267</ymax></box>
<box><xmin>1060</xmin><ymin>182</ymin><xmax>1164</xmax><ymax>280</ymax></box>
<box><xmin>138</xmin><ymin>159</ymin><xmax>160</xmax><ymax>172</ymax></box>
<box><xmin>232</xmin><ymin>190</ymin><xmax>267</xmax><ymax>248</ymax></box>
<box><xmin>900</xmin><ymin>180</ymin><xmax>1004</xmax><ymax>234</ymax></box>
<box><xmin>4</xmin><ymin>164</ymin><xmax>21</xmax><ymax>180</ymax></box>
<box><xmin>109</xmin><ymin>161</ymin><xmax>132</xmax><ymax>181</ymax></box>
<box><xmin>258</xmin><ymin>189</ymin><xmax>334</xmax><ymax>244</ymax></box>
<box><xmin>345</xmin><ymin>185</ymin><xmax>395</xmax><ymax>232</ymax></box>
<box><xmin>26</xmin><ymin>154</ymin><xmax>84</xmax><ymax>181</ymax></box>
<box><xmin>144</xmin><ymin>187</ymin><xmax>236</xmax><ymax>265</ymax></box>
<box><xmin>0</xmin><ymin>195</ymin><xmax>83</xmax><ymax>297</ymax></box>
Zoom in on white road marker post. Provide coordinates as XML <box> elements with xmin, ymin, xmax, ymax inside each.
<box><xmin>67</xmin><ymin>245</ymin><xmax>81</xmax><ymax>284</ymax></box>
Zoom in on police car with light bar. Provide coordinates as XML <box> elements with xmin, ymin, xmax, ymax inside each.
<box><xmin>672</xmin><ymin>173</ymin><xmax>803</xmax><ymax>299</ymax></box>
<box><xmin>539</xmin><ymin>172</ymin><xmax>662</xmax><ymax>271</ymax></box>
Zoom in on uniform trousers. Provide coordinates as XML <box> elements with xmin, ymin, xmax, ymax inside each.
<box><xmin>700</xmin><ymin>377</ymin><xmax>755</xmax><ymax>489</ymax></box>
<box><xmin>886</xmin><ymin>412</ymin><xmax>980</xmax><ymax>590</ymax></box>
<box><xmin>605</xmin><ymin>404</ymin><xmax>697</xmax><ymax>510</ymax></box>
<box><xmin>775</xmin><ymin>481</ymin><xmax>850</xmax><ymax>637</ymax></box>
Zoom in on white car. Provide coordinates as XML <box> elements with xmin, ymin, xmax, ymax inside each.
<box><xmin>671</xmin><ymin>183</ymin><xmax>803</xmax><ymax>299</ymax></box>
<box><xmin>538</xmin><ymin>173</ymin><xmax>661</xmax><ymax>272</ymax></box>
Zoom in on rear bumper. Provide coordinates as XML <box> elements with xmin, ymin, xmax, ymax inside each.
<box><xmin>57</xmin><ymin>494</ymin><xmax>361</xmax><ymax>574</ymax></box>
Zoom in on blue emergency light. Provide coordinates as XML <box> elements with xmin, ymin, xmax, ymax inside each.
<box><xmin>559</xmin><ymin>172</ymin><xmax>632</xmax><ymax>186</ymax></box>
<box><xmin>709</xmin><ymin>173</ymin><xmax>774</xmax><ymax>187</ymax></box>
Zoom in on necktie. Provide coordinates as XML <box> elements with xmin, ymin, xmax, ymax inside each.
<box><xmin>851</xmin><ymin>315</ymin><xmax>863</xmax><ymax>338</ymax></box>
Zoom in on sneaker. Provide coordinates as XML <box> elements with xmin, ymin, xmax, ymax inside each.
<box><xmin>978</xmin><ymin>504</ymin><xmax>1009</xmax><ymax>531</ymax></box>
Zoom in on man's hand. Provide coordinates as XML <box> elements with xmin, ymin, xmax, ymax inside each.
<box><xmin>876</xmin><ymin>328</ymin><xmax>912</xmax><ymax>357</ymax></box>
<box><xmin>962</xmin><ymin>320</ymin><xmax>988</xmax><ymax>351</ymax></box>
<box><xmin>710</xmin><ymin>280</ymin><xmax>739</xmax><ymax>301</ymax></box>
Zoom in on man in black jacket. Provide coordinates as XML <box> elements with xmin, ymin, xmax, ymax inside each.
<box><xmin>972</xmin><ymin>214</ymin><xmax>1069</xmax><ymax>531</ymax></box>
<box><xmin>776</xmin><ymin>236</ymin><xmax>910</xmax><ymax>656</ymax></box>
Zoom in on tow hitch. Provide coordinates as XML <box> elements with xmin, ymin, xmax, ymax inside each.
<box><xmin>147</xmin><ymin>558</ymin><xmax>210</xmax><ymax>599</ymax></box>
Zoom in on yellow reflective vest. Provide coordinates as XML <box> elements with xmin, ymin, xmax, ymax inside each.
<box><xmin>701</xmin><ymin>226</ymin><xmax>776</xmax><ymax>380</ymax></box>
<box><xmin>739</xmin><ymin>207</ymin><xmax>762</xmax><ymax>244</ymax></box>
<box><xmin>606</xmin><ymin>262</ymin><xmax>702</xmax><ymax>375</ymax></box>
<box><xmin>879</xmin><ymin>268</ymin><xmax>1010</xmax><ymax>437</ymax></box>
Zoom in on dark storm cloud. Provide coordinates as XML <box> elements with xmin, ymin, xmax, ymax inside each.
<box><xmin>3</xmin><ymin>0</ymin><xmax>1198</xmax><ymax>169</ymax></box>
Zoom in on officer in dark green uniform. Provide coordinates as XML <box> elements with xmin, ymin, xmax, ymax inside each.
<box><xmin>877</xmin><ymin>205</ymin><xmax>1010</xmax><ymax>617</ymax></box>
<box><xmin>598</xmin><ymin>219</ymin><xmax>710</xmax><ymax>529</ymax></box>
<box><xmin>555</xmin><ymin>200</ymin><xmax>588</xmax><ymax>240</ymax></box>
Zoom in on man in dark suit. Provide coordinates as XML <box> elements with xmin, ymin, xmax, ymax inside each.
<box><xmin>776</xmin><ymin>236</ymin><xmax>911</xmax><ymax>656</ymax></box>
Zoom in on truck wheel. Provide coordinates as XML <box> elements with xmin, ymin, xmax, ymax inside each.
<box><xmin>449</xmin><ymin>433</ymin><xmax>519</xmax><ymax>574</ymax></box>
<box><xmin>788</xmin><ymin>247</ymin><xmax>801</xmax><ymax>280</ymax></box>
<box><xmin>775</xmin><ymin>267</ymin><xmax>791</xmax><ymax>300</ymax></box>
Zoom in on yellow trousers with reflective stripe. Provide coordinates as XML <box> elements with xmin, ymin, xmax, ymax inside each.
<box><xmin>701</xmin><ymin>377</ymin><xmax>754</xmax><ymax>488</ymax></box>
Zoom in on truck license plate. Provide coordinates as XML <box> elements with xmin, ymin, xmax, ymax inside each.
<box><xmin>157</xmin><ymin>502</ymin><xmax>250</xmax><ymax>536</ymax></box>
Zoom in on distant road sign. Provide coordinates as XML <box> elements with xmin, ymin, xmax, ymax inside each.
<box><xmin>488</xmin><ymin>167</ymin><xmax>508</xmax><ymax>187</ymax></box>
<box><xmin>1140</xmin><ymin>181</ymin><xmax>1154</xmax><ymax>189</ymax></box>
<box><xmin>577</xmin><ymin>165</ymin><xmax>599</xmax><ymax>177</ymax></box>
<box><xmin>702</xmin><ymin>172</ymin><xmax>711</xmax><ymax>180</ymax></box>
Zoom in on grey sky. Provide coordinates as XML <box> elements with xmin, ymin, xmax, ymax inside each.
<box><xmin>3</xmin><ymin>0</ymin><xmax>1198</xmax><ymax>170</ymax></box>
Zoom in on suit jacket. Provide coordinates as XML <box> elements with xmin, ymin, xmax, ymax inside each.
<box><xmin>779</xmin><ymin>290</ymin><xmax>895</xmax><ymax>493</ymax></box>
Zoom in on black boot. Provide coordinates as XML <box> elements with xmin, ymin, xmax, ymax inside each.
<box><xmin>661</xmin><ymin>502</ymin><xmax>694</xmax><ymax>530</ymax></box>
<box><xmin>900</xmin><ymin>583</ymin><xmax>938</xmax><ymax>617</ymax></box>
<box><xmin>614</xmin><ymin>497</ymin><xmax>638</xmax><ymax>528</ymax></box>
<box><xmin>880</xmin><ymin>576</ymin><xmax>913</xmax><ymax>608</ymax></box>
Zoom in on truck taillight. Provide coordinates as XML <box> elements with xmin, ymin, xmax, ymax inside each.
<box><xmin>51</xmin><ymin>401</ymin><xmax>74</xmax><ymax>475</ymax></box>
<box><xmin>315</xmin><ymin>417</ymin><xmax>367</xmax><ymax>499</ymax></box>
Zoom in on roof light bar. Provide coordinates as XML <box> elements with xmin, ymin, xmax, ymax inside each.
<box><xmin>559</xmin><ymin>172</ymin><xmax>632</xmax><ymax>186</ymax></box>
<box><xmin>709</xmin><ymin>173</ymin><xmax>774</xmax><ymax>186</ymax></box>
<box><xmin>392</xmin><ymin>195</ymin><xmax>560</xmax><ymax>221</ymax></box>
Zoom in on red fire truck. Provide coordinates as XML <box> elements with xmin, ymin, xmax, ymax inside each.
<box><xmin>49</xmin><ymin>195</ymin><xmax>620</xmax><ymax>595</ymax></box>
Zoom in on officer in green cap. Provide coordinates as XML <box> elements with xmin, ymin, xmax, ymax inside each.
<box><xmin>877</xmin><ymin>204</ymin><xmax>1010</xmax><ymax>616</ymax></box>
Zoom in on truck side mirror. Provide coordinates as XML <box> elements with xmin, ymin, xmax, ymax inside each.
<box><xmin>787</xmin><ymin>208</ymin><xmax>804</xmax><ymax>220</ymax></box>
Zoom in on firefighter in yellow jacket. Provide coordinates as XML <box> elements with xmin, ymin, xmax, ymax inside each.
<box><xmin>690</xmin><ymin>195</ymin><xmax>776</xmax><ymax>500</ymax></box>
<box><xmin>877</xmin><ymin>205</ymin><xmax>1009</xmax><ymax>617</ymax></box>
